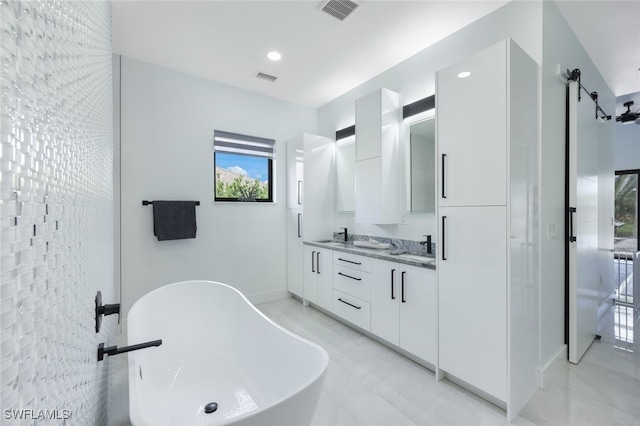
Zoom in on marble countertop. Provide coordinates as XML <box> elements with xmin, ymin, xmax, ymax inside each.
<box><xmin>304</xmin><ymin>240</ymin><xmax>436</xmax><ymax>270</ymax></box>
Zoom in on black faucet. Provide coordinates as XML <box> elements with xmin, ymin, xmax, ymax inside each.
<box><xmin>97</xmin><ymin>339</ymin><xmax>162</xmax><ymax>361</ymax></box>
<box><xmin>340</xmin><ymin>227</ymin><xmax>348</xmax><ymax>242</ymax></box>
<box><xmin>420</xmin><ymin>235</ymin><xmax>432</xmax><ymax>255</ymax></box>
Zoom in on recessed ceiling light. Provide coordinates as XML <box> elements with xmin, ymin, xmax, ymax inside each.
<box><xmin>267</xmin><ymin>51</ymin><xmax>282</xmax><ymax>61</ymax></box>
<box><xmin>458</xmin><ymin>71</ymin><xmax>471</xmax><ymax>79</ymax></box>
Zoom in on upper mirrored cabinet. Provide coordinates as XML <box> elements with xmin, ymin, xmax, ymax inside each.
<box><xmin>405</xmin><ymin>113</ymin><xmax>436</xmax><ymax>213</ymax></box>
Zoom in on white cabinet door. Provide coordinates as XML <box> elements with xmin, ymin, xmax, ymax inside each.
<box><xmin>303</xmin><ymin>245</ymin><xmax>318</xmax><ymax>304</ymax></box>
<box><xmin>437</xmin><ymin>40</ymin><xmax>507</xmax><ymax>207</ymax></box>
<box><xmin>303</xmin><ymin>246</ymin><xmax>333</xmax><ymax>309</ymax></box>
<box><xmin>356</xmin><ymin>90</ymin><xmax>382</xmax><ymax>161</ymax></box>
<box><xmin>286</xmin><ymin>136</ymin><xmax>304</xmax><ymax>209</ymax></box>
<box><xmin>371</xmin><ymin>259</ymin><xmax>400</xmax><ymax>346</ymax></box>
<box><xmin>438</xmin><ymin>205</ymin><xmax>507</xmax><ymax>401</ymax></box>
<box><xmin>286</xmin><ymin>209</ymin><xmax>303</xmax><ymax>297</ymax></box>
<box><xmin>399</xmin><ymin>265</ymin><xmax>436</xmax><ymax>365</ymax></box>
<box><xmin>316</xmin><ymin>248</ymin><xmax>333</xmax><ymax>311</ymax></box>
<box><xmin>304</xmin><ymin>136</ymin><xmax>335</xmax><ymax>240</ymax></box>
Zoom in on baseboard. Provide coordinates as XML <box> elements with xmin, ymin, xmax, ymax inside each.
<box><xmin>539</xmin><ymin>344</ymin><xmax>567</xmax><ymax>389</ymax></box>
<box><xmin>248</xmin><ymin>288</ymin><xmax>291</xmax><ymax>305</ymax></box>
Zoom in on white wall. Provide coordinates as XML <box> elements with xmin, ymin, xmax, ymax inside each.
<box><xmin>615</xmin><ymin>92</ymin><xmax>640</xmax><ymax>171</ymax></box>
<box><xmin>120</xmin><ymin>57</ymin><xmax>316</xmax><ymax>316</ymax></box>
<box><xmin>317</xmin><ymin>0</ymin><xmax>543</xmax><ymax>241</ymax></box>
<box><xmin>540</xmin><ymin>1</ymin><xmax>615</xmax><ymax>370</ymax></box>
<box><xmin>0</xmin><ymin>2</ymin><xmax>115</xmax><ymax>423</ymax></box>
<box><xmin>616</xmin><ymin>124</ymin><xmax>640</xmax><ymax>171</ymax></box>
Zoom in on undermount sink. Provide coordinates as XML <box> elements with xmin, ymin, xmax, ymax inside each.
<box><xmin>353</xmin><ymin>240</ymin><xmax>390</xmax><ymax>249</ymax></box>
<box><xmin>315</xmin><ymin>240</ymin><xmax>345</xmax><ymax>245</ymax></box>
<box><xmin>398</xmin><ymin>254</ymin><xmax>432</xmax><ymax>263</ymax></box>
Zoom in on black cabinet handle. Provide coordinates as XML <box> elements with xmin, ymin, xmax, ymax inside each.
<box><xmin>311</xmin><ymin>251</ymin><xmax>316</xmax><ymax>272</ymax></box>
<box><xmin>338</xmin><ymin>298</ymin><xmax>361</xmax><ymax>310</ymax></box>
<box><xmin>297</xmin><ymin>213</ymin><xmax>302</xmax><ymax>238</ymax></box>
<box><xmin>441</xmin><ymin>153</ymin><xmax>447</xmax><ymax>199</ymax></box>
<box><xmin>338</xmin><ymin>257</ymin><xmax>361</xmax><ymax>265</ymax></box>
<box><xmin>442</xmin><ymin>216</ymin><xmax>447</xmax><ymax>261</ymax></box>
<box><xmin>317</xmin><ymin>252</ymin><xmax>321</xmax><ymax>274</ymax></box>
<box><xmin>297</xmin><ymin>180</ymin><xmax>302</xmax><ymax>205</ymax></box>
<box><xmin>391</xmin><ymin>268</ymin><xmax>396</xmax><ymax>300</ymax></box>
<box><xmin>338</xmin><ymin>272</ymin><xmax>361</xmax><ymax>281</ymax></box>
<box><xmin>569</xmin><ymin>207</ymin><xmax>577</xmax><ymax>243</ymax></box>
<box><xmin>401</xmin><ymin>271</ymin><xmax>406</xmax><ymax>303</ymax></box>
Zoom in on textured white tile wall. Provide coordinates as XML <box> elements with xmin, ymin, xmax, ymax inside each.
<box><xmin>0</xmin><ymin>1</ymin><xmax>115</xmax><ymax>425</ymax></box>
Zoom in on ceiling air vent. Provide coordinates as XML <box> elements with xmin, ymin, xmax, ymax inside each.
<box><xmin>320</xmin><ymin>0</ymin><xmax>359</xmax><ymax>21</ymax></box>
<box><xmin>254</xmin><ymin>72</ymin><xmax>278</xmax><ymax>83</ymax></box>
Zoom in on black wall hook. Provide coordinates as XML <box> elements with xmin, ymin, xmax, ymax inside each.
<box><xmin>95</xmin><ymin>291</ymin><xmax>121</xmax><ymax>333</ymax></box>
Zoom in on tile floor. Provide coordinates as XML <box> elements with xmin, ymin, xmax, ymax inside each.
<box><xmin>256</xmin><ymin>297</ymin><xmax>640</xmax><ymax>426</ymax></box>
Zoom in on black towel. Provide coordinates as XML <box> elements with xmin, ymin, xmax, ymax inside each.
<box><xmin>152</xmin><ymin>201</ymin><xmax>197</xmax><ymax>241</ymax></box>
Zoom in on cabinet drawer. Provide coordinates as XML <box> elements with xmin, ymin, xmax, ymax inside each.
<box><xmin>333</xmin><ymin>251</ymin><xmax>371</xmax><ymax>272</ymax></box>
<box><xmin>332</xmin><ymin>290</ymin><xmax>370</xmax><ymax>331</ymax></box>
<box><xmin>333</xmin><ymin>265</ymin><xmax>371</xmax><ymax>301</ymax></box>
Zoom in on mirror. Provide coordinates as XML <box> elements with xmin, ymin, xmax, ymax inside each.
<box><xmin>336</xmin><ymin>137</ymin><xmax>356</xmax><ymax>212</ymax></box>
<box><xmin>404</xmin><ymin>114</ymin><xmax>435</xmax><ymax>212</ymax></box>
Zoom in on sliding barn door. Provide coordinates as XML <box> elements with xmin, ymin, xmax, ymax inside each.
<box><xmin>567</xmin><ymin>81</ymin><xmax>599</xmax><ymax>364</ymax></box>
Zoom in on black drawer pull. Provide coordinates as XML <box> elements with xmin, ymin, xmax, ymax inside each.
<box><xmin>401</xmin><ymin>271</ymin><xmax>406</xmax><ymax>303</ymax></box>
<box><xmin>338</xmin><ymin>298</ymin><xmax>361</xmax><ymax>310</ymax></box>
<box><xmin>337</xmin><ymin>272</ymin><xmax>362</xmax><ymax>281</ymax></box>
<box><xmin>441</xmin><ymin>153</ymin><xmax>447</xmax><ymax>199</ymax></box>
<box><xmin>338</xmin><ymin>257</ymin><xmax>362</xmax><ymax>265</ymax></box>
<box><xmin>569</xmin><ymin>207</ymin><xmax>576</xmax><ymax>243</ymax></box>
<box><xmin>441</xmin><ymin>216</ymin><xmax>447</xmax><ymax>261</ymax></box>
<box><xmin>391</xmin><ymin>268</ymin><xmax>396</xmax><ymax>300</ymax></box>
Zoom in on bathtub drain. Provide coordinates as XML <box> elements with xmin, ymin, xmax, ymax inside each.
<box><xmin>204</xmin><ymin>402</ymin><xmax>218</xmax><ymax>414</ymax></box>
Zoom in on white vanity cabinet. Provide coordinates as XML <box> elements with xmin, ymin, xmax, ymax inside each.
<box><xmin>303</xmin><ymin>245</ymin><xmax>333</xmax><ymax>310</ymax></box>
<box><xmin>371</xmin><ymin>259</ymin><xmax>436</xmax><ymax>365</ymax></box>
<box><xmin>286</xmin><ymin>134</ymin><xmax>335</xmax><ymax>299</ymax></box>
<box><xmin>355</xmin><ymin>88</ymin><xmax>400</xmax><ymax>224</ymax></box>
<box><xmin>331</xmin><ymin>252</ymin><xmax>372</xmax><ymax>331</ymax></box>
<box><xmin>436</xmin><ymin>39</ymin><xmax>539</xmax><ymax>419</ymax></box>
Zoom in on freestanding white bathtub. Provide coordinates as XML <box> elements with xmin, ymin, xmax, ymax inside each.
<box><xmin>127</xmin><ymin>280</ymin><xmax>329</xmax><ymax>426</ymax></box>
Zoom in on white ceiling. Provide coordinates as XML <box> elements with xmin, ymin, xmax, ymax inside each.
<box><xmin>112</xmin><ymin>1</ymin><xmax>640</xmax><ymax>110</ymax></box>
<box><xmin>111</xmin><ymin>0</ymin><xmax>508</xmax><ymax>108</ymax></box>
<box><xmin>555</xmin><ymin>1</ymin><xmax>640</xmax><ymax>104</ymax></box>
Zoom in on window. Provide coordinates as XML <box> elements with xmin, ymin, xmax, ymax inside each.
<box><xmin>214</xmin><ymin>130</ymin><xmax>274</xmax><ymax>202</ymax></box>
<box><xmin>614</xmin><ymin>170</ymin><xmax>639</xmax><ymax>251</ymax></box>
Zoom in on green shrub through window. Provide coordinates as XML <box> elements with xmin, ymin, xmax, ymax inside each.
<box><xmin>214</xmin><ymin>131</ymin><xmax>274</xmax><ymax>202</ymax></box>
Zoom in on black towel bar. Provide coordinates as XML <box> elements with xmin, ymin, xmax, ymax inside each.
<box><xmin>142</xmin><ymin>200</ymin><xmax>200</xmax><ymax>206</ymax></box>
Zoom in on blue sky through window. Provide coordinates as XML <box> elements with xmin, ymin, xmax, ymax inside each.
<box><xmin>216</xmin><ymin>153</ymin><xmax>268</xmax><ymax>182</ymax></box>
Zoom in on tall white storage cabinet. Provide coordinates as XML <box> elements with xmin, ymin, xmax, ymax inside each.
<box><xmin>355</xmin><ymin>88</ymin><xmax>400</xmax><ymax>224</ymax></box>
<box><xmin>286</xmin><ymin>134</ymin><xmax>335</xmax><ymax>299</ymax></box>
<box><xmin>436</xmin><ymin>39</ymin><xmax>539</xmax><ymax>420</ymax></box>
